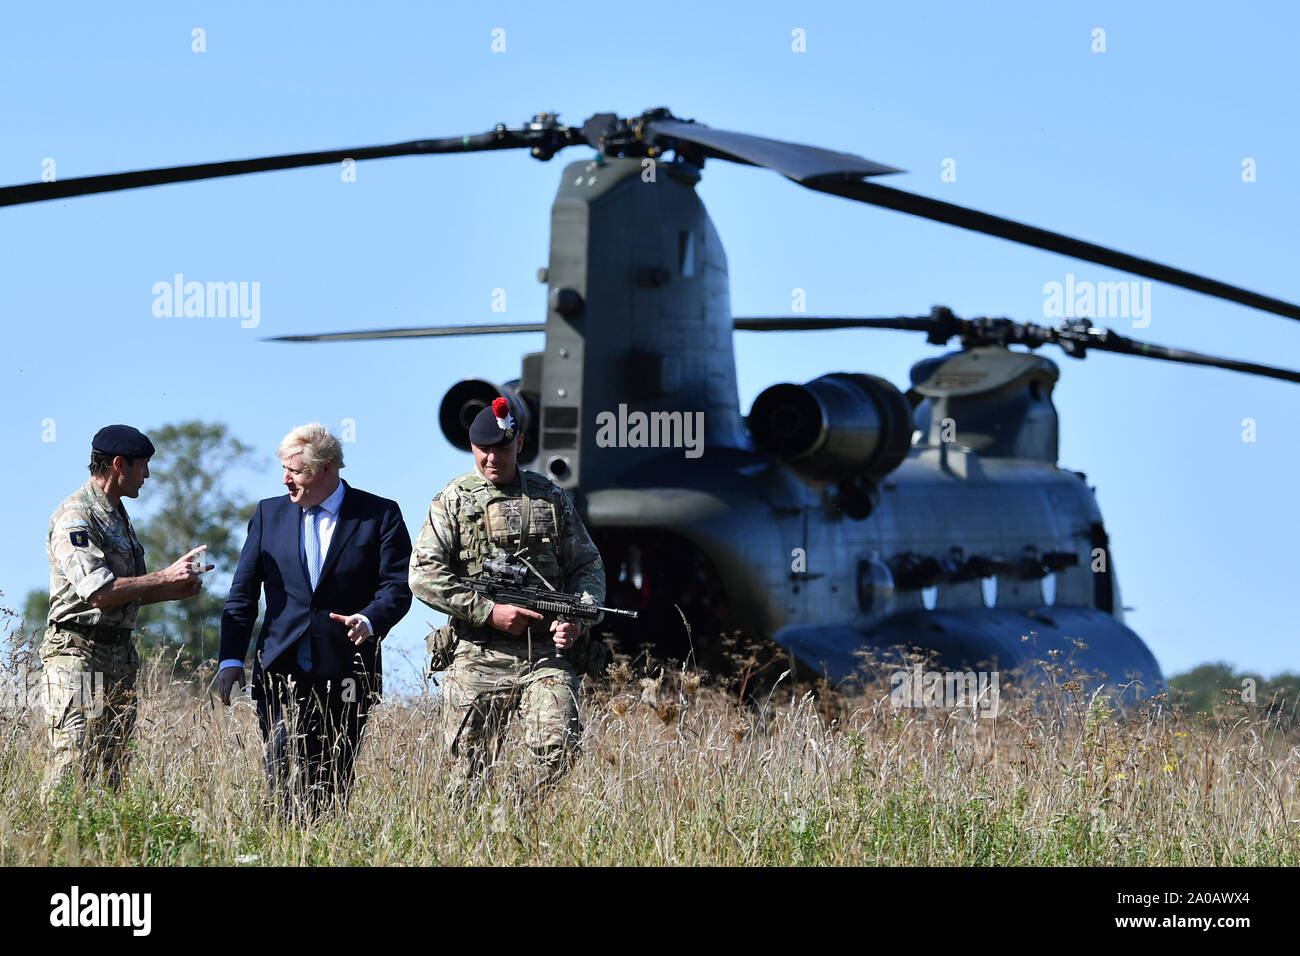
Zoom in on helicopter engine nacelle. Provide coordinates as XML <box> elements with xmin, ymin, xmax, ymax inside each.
<box><xmin>438</xmin><ymin>378</ymin><xmax>539</xmax><ymax>464</ymax></box>
<box><xmin>747</xmin><ymin>372</ymin><xmax>912</xmax><ymax>482</ymax></box>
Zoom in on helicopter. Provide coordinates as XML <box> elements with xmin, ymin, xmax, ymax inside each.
<box><xmin>7</xmin><ymin>108</ymin><xmax>1299</xmax><ymax>700</ymax></box>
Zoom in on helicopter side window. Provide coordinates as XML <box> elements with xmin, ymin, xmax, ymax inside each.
<box><xmin>678</xmin><ymin>231</ymin><xmax>695</xmax><ymax>277</ymax></box>
<box><xmin>857</xmin><ymin>558</ymin><xmax>894</xmax><ymax>614</ymax></box>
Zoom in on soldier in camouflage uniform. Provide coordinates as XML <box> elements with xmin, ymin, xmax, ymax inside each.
<box><xmin>410</xmin><ymin>397</ymin><xmax>605</xmax><ymax>790</ymax></box>
<box><xmin>42</xmin><ymin>425</ymin><xmax>211</xmax><ymax>790</ymax></box>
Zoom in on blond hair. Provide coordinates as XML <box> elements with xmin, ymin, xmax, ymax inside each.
<box><xmin>278</xmin><ymin>423</ymin><xmax>345</xmax><ymax>476</ymax></box>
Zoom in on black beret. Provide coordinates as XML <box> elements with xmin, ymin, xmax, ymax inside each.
<box><xmin>467</xmin><ymin>397</ymin><xmax>517</xmax><ymax>448</ymax></box>
<box><xmin>92</xmin><ymin>424</ymin><xmax>156</xmax><ymax>459</ymax></box>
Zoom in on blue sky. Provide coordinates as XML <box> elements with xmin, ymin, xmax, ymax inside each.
<box><xmin>3</xmin><ymin>0</ymin><xmax>1297</xmax><ymax>687</ymax></box>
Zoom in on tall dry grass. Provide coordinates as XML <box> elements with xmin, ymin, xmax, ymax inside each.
<box><xmin>2</xmin><ymin>614</ymin><xmax>1297</xmax><ymax>866</ymax></box>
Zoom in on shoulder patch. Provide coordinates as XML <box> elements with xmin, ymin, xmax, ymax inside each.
<box><xmin>61</xmin><ymin>519</ymin><xmax>90</xmax><ymax>529</ymax></box>
<box><xmin>69</xmin><ymin>530</ymin><xmax>90</xmax><ymax>548</ymax></box>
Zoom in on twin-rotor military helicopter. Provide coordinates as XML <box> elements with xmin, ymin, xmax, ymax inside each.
<box><xmin>8</xmin><ymin>108</ymin><xmax>1298</xmax><ymax>698</ymax></box>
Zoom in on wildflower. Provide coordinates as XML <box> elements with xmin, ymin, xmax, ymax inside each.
<box><xmin>639</xmin><ymin>678</ymin><xmax>659</xmax><ymax>706</ymax></box>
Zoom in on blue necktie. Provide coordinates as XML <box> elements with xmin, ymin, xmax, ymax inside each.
<box><xmin>297</xmin><ymin>505</ymin><xmax>323</xmax><ymax>671</ymax></box>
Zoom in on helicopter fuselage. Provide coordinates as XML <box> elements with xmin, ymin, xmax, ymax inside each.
<box><xmin>442</xmin><ymin>154</ymin><xmax>1164</xmax><ymax>697</ymax></box>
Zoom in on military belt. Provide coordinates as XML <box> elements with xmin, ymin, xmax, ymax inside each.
<box><xmin>52</xmin><ymin>620</ymin><xmax>134</xmax><ymax>645</ymax></box>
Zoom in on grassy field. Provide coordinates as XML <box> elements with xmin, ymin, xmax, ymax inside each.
<box><xmin>2</xmin><ymin>622</ymin><xmax>1298</xmax><ymax>866</ymax></box>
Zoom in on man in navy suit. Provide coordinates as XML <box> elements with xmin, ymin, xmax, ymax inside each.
<box><xmin>217</xmin><ymin>423</ymin><xmax>412</xmax><ymax>816</ymax></box>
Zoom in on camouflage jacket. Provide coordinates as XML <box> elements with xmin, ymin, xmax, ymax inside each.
<box><xmin>46</xmin><ymin>478</ymin><xmax>146</xmax><ymax>630</ymax></box>
<box><xmin>410</xmin><ymin>468</ymin><xmax>605</xmax><ymax>636</ymax></box>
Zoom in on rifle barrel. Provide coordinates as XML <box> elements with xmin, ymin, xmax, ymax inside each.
<box><xmin>468</xmin><ymin>578</ymin><xmax>638</xmax><ymax>620</ymax></box>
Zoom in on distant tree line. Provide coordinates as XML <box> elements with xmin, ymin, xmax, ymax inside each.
<box><xmin>1168</xmin><ymin>662</ymin><xmax>1300</xmax><ymax>728</ymax></box>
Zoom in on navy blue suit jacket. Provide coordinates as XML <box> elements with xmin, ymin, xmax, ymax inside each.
<box><xmin>220</xmin><ymin>481</ymin><xmax>413</xmax><ymax>685</ymax></box>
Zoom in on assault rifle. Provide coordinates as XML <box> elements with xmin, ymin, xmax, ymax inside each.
<box><xmin>466</xmin><ymin>553</ymin><xmax>638</xmax><ymax>624</ymax></box>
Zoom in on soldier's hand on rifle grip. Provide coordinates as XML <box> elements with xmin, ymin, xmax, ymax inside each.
<box><xmin>550</xmin><ymin>617</ymin><xmax>580</xmax><ymax>651</ymax></box>
<box><xmin>489</xmin><ymin>603</ymin><xmax>545</xmax><ymax>636</ymax></box>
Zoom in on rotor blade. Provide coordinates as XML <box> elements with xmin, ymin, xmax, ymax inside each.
<box><xmin>0</xmin><ymin>131</ymin><xmax>534</xmax><ymax>207</ymax></box>
<box><xmin>804</xmin><ymin>178</ymin><xmax>1300</xmax><ymax>322</ymax></box>
<box><xmin>266</xmin><ymin>323</ymin><xmax>546</xmax><ymax>343</ymax></box>
<box><xmin>737</xmin><ymin>312</ymin><xmax>1300</xmax><ymax>383</ymax></box>
<box><xmin>734</xmin><ymin>315</ymin><xmax>933</xmax><ymax>332</ymax></box>
<box><xmin>1059</xmin><ymin>328</ymin><xmax>1300</xmax><ymax>384</ymax></box>
<box><xmin>644</xmin><ymin>118</ymin><xmax>901</xmax><ymax>182</ymax></box>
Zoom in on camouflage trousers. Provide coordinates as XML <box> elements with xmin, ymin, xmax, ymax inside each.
<box><xmin>40</xmin><ymin>628</ymin><xmax>139</xmax><ymax>791</ymax></box>
<box><xmin>440</xmin><ymin>635</ymin><xmax>581</xmax><ymax>788</ymax></box>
